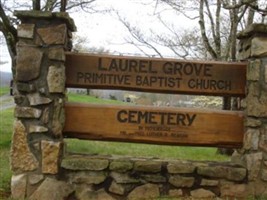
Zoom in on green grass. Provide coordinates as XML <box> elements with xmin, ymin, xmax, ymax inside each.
<box><xmin>67</xmin><ymin>93</ymin><xmax>127</xmax><ymax>105</ymax></box>
<box><xmin>66</xmin><ymin>139</ymin><xmax>229</xmax><ymax>161</ymax></box>
<box><xmin>0</xmin><ymin>87</ymin><xmax>9</xmax><ymax>96</ymax></box>
<box><xmin>0</xmin><ymin>108</ymin><xmax>13</xmax><ymax>199</ymax></box>
<box><xmin>0</xmin><ymin>87</ymin><xmax>14</xmax><ymax>199</ymax></box>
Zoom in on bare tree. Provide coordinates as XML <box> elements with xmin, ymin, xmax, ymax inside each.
<box><xmin>0</xmin><ymin>0</ymin><xmax>99</xmax><ymax>72</ymax></box>
<box><xmin>162</xmin><ymin>0</ymin><xmax>265</xmax><ymax>60</ymax></box>
<box><xmin>117</xmin><ymin>0</ymin><xmax>266</xmax><ymax>59</ymax></box>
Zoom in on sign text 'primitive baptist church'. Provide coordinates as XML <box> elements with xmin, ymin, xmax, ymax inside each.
<box><xmin>65</xmin><ymin>53</ymin><xmax>246</xmax><ymax>96</ymax></box>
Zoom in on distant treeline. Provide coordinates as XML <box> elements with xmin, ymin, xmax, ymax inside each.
<box><xmin>0</xmin><ymin>71</ymin><xmax>12</xmax><ymax>86</ymax></box>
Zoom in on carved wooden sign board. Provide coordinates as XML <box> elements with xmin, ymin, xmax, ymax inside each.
<box><xmin>64</xmin><ymin>103</ymin><xmax>244</xmax><ymax>148</ymax></box>
<box><xmin>65</xmin><ymin>53</ymin><xmax>246</xmax><ymax>96</ymax></box>
<box><xmin>64</xmin><ymin>53</ymin><xmax>246</xmax><ymax>147</ymax></box>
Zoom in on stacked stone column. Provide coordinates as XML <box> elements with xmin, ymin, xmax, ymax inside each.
<box><xmin>10</xmin><ymin>11</ymin><xmax>76</xmax><ymax>199</ymax></box>
<box><xmin>235</xmin><ymin>24</ymin><xmax>267</xmax><ymax>196</ymax></box>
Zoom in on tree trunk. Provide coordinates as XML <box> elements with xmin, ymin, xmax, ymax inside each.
<box><xmin>222</xmin><ymin>97</ymin><xmax>231</xmax><ymax>110</ymax></box>
<box><xmin>33</xmin><ymin>0</ymin><xmax>41</xmax><ymax>10</ymax></box>
<box><xmin>61</xmin><ymin>0</ymin><xmax>67</xmax><ymax>12</ymax></box>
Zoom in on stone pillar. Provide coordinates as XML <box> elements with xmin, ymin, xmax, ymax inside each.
<box><xmin>10</xmin><ymin>11</ymin><xmax>76</xmax><ymax>199</ymax></box>
<box><xmin>235</xmin><ymin>23</ymin><xmax>267</xmax><ymax>196</ymax></box>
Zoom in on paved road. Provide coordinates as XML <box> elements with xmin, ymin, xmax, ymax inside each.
<box><xmin>0</xmin><ymin>94</ymin><xmax>15</xmax><ymax>111</ymax></box>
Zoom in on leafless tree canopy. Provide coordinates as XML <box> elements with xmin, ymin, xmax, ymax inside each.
<box><xmin>118</xmin><ymin>0</ymin><xmax>266</xmax><ymax>61</ymax></box>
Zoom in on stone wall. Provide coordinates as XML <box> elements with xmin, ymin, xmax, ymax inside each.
<box><xmin>60</xmin><ymin>155</ymin><xmax>247</xmax><ymax>199</ymax></box>
<box><xmin>10</xmin><ymin>11</ymin><xmax>267</xmax><ymax>200</ymax></box>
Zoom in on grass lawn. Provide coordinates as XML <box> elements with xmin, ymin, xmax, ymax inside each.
<box><xmin>67</xmin><ymin>92</ymin><xmax>128</xmax><ymax>105</ymax></box>
<box><xmin>0</xmin><ymin>87</ymin><xmax>9</xmax><ymax>96</ymax></box>
<box><xmin>0</xmin><ymin>91</ymin><xmax>230</xmax><ymax>198</ymax></box>
<box><xmin>0</xmin><ymin>108</ymin><xmax>13</xmax><ymax>198</ymax></box>
<box><xmin>66</xmin><ymin>139</ymin><xmax>229</xmax><ymax>161</ymax></box>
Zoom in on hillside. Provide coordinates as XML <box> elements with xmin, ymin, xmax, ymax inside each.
<box><xmin>0</xmin><ymin>71</ymin><xmax>12</xmax><ymax>87</ymax></box>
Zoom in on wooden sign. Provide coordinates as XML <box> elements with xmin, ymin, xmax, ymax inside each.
<box><xmin>65</xmin><ymin>53</ymin><xmax>246</xmax><ymax>97</ymax></box>
<box><xmin>63</xmin><ymin>103</ymin><xmax>244</xmax><ymax>148</ymax></box>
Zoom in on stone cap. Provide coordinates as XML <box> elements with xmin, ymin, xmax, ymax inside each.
<box><xmin>237</xmin><ymin>23</ymin><xmax>267</xmax><ymax>39</ymax></box>
<box><xmin>14</xmin><ymin>10</ymin><xmax>76</xmax><ymax>32</ymax></box>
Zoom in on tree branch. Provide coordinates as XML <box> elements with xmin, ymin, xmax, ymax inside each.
<box><xmin>117</xmin><ymin>14</ymin><xmax>163</xmax><ymax>58</ymax></box>
<box><xmin>204</xmin><ymin>0</ymin><xmax>221</xmax><ymax>58</ymax></box>
<box><xmin>237</xmin><ymin>5</ymin><xmax>248</xmax><ymax>23</ymax></box>
<box><xmin>246</xmin><ymin>5</ymin><xmax>255</xmax><ymax>25</ymax></box>
<box><xmin>61</xmin><ymin>0</ymin><xmax>67</xmax><ymax>12</ymax></box>
<box><xmin>0</xmin><ymin>2</ymin><xmax>17</xmax><ymax>60</ymax></box>
<box><xmin>226</xmin><ymin>1</ymin><xmax>238</xmax><ymax>61</ymax></box>
<box><xmin>66</xmin><ymin>0</ymin><xmax>97</xmax><ymax>10</ymax></box>
<box><xmin>0</xmin><ymin>3</ymin><xmax>16</xmax><ymax>35</ymax></box>
<box><xmin>44</xmin><ymin>0</ymin><xmax>57</xmax><ymax>11</ymax></box>
<box><xmin>0</xmin><ymin>21</ymin><xmax>3</xmax><ymax>32</ymax></box>
<box><xmin>124</xmin><ymin>38</ymin><xmax>152</xmax><ymax>57</ymax></box>
<box><xmin>156</xmin><ymin>15</ymin><xmax>202</xmax><ymax>59</ymax></box>
<box><xmin>222</xmin><ymin>0</ymin><xmax>256</xmax><ymax>9</ymax></box>
<box><xmin>215</xmin><ymin>0</ymin><xmax>221</xmax><ymax>58</ymax></box>
<box><xmin>160</xmin><ymin>0</ymin><xmax>199</xmax><ymax>20</ymax></box>
<box><xmin>246</xmin><ymin>2</ymin><xmax>267</xmax><ymax>15</ymax></box>
<box><xmin>204</xmin><ymin>0</ymin><xmax>216</xmax><ymax>40</ymax></box>
<box><xmin>199</xmin><ymin>0</ymin><xmax>217</xmax><ymax>59</ymax></box>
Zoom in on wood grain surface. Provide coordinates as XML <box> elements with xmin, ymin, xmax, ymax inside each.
<box><xmin>65</xmin><ymin>53</ymin><xmax>246</xmax><ymax>97</ymax></box>
<box><xmin>64</xmin><ymin>103</ymin><xmax>244</xmax><ymax>148</ymax></box>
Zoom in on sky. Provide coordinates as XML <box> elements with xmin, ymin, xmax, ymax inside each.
<box><xmin>70</xmin><ymin>0</ymin><xmax>195</xmax><ymax>56</ymax></box>
<box><xmin>0</xmin><ymin>0</ymin><xmax>195</xmax><ymax>73</ymax></box>
<box><xmin>0</xmin><ymin>35</ymin><xmax>11</xmax><ymax>72</ymax></box>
